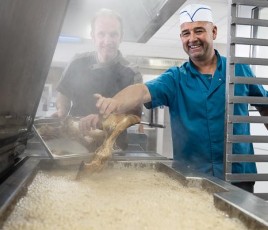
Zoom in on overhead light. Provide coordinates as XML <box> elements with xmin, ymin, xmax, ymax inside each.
<box><xmin>58</xmin><ymin>36</ymin><xmax>82</xmax><ymax>43</ymax></box>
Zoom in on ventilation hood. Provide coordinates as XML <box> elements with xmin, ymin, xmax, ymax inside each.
<box><xmin>60</xmin><ymin>0</ymin><xmax>186</xmax><ymax>43</ymax></box>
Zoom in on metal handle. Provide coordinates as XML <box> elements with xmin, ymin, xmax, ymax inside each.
<box><xmin>140</xmin><ymin>121</ymin><xmax>166</xmax><ymax>128</ymax></box>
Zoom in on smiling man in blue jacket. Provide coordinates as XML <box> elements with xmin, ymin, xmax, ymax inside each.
<box><xmin>89</xmin><ymin>4</ymin><xmax>268</xmax><ymax>193</ymax></box>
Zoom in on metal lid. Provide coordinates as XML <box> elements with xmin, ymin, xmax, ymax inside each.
<box><xmin>0</xmin><ymin>0</ymin><xmax>69</xmax><ymax>152</ymax></box>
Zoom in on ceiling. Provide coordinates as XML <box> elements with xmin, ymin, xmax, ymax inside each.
<box><xmin>54</xmin><ymin>0</ymin><xmax>229</xmax><ymax>63</ymax></box>
<box><xmin>61</xmin><ymin>0</ymin><xmax>188</xmax><ymax>43</ymax></box>
<box><xmin>60</xmin><ymin>0</ymin><xmax>228</xmax><ymax>45</ymax></box>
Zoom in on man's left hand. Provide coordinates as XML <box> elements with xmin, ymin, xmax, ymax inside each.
<box><xmin>79</xmin><ymin>114</ymin><xmax>100</xmax><ymax>136</ymax></box>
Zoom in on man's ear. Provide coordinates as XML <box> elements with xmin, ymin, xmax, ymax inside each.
<box><xmin>212</xmin><ymin>25</ymin><xmax>218</xmax><ymax>40</ymax></box>
<box><xmin>213</xmin><ymin>25</ymin><xmax>217</xmax><ymax>40</ymax></box>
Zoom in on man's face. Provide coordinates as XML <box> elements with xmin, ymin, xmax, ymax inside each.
<box><xmin>91</xmin><ymin>16</ymin><xmax>122</xmax><ymax>63</ymax></box>
<box><xmin>180</xmin><ymin>21</ymin><xmax>217</xmax><ymax>62</ymax></box>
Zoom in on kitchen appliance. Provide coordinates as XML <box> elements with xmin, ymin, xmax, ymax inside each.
<box><xmin>0</xmin><ymin>0</ymin><xmax>69</xmax><ymax>180</ymax></box>
<box><xmin>0</xmin><ymin>0</ymin><xmax>268</xmax><ymax>229</ymax></box>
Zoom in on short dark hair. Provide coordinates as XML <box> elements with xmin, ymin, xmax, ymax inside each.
<box><xmin>91</xmin><ymin>8</ymin><xmax>123</xmax><ymax>35</ymax></box>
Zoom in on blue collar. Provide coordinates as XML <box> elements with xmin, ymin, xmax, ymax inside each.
<box><xmin>187</xmin><ymin>49</ymin><xmax>222</xmax><ymax>76</ymax></box>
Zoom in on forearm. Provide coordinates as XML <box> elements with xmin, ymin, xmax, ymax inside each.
<box><xmin>56</xmin><ymin>93</ymin><xmax>71</xmax><ymax>117</ymax></box>
<box><xmin>256</xmin><ymin>106</ymin><xmax>268</xmax><ymax>130</ymax></box>
<box><xmin>95</xmin><ymin>84</ymin><xmax>151</xmax><ymax>117</ymax></box>
<box><xmin>113</xmin><ymin>84</ymin><xmax>151</xmax><ymax>114</ymax></box>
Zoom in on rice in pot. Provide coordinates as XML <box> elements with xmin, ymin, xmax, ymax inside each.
<box><xmin>2</xmin><ymin>168</ymin><xmax>247</xmax><ymax>230</ymax></box>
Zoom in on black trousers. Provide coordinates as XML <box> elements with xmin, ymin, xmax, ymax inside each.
<box><xmin>232</xmin><ymin>182</ymin><xmax>255</xmax><ymax>193</ymax></box>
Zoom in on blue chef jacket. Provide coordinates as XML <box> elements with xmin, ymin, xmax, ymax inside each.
<box><xmin>145</xmin><ymin>50</ymin><xmax>268</xmax><ymax>179</ymax></box>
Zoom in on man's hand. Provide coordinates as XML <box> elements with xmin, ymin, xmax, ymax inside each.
<box><xmin>79</xmin><ymin>114</ymin><xmax>100</xmax><ymax>136</ymax></box>
<box><xmin>94</xmin><ymin>94</ymin><xmax>119</xmax><ymax>118</ymax></box>
<box><xmin>94</xmin><ymin>84</ymin><xmax>151</xmax><ymax>118</ymax></box>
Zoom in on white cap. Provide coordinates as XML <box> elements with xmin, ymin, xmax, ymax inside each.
<box><xmin>179</xmin><ymin>4</ymin><xmax>213</xmax><ymax>26</ymax></box>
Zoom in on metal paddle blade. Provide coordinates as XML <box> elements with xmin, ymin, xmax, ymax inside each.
<box><xmin>75</xmin><ymin>161</ymin><xmax>85</xmax><ymax>180</ymax></box>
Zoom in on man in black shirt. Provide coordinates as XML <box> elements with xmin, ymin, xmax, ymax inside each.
<box><xmin>55</xmin><ymin>9</ymin><xmax>142</xmax><ymax>149</ymax></box>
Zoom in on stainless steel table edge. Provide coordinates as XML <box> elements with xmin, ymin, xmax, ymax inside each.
<box><xmin>162</xmin><ymin>160</ymin><xmax>268</xmax><ymax>229</ymax></box>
